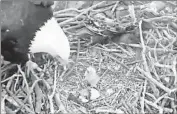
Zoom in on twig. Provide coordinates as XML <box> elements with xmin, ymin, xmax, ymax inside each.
<box><xmin>17</xmin><ymin>65</ymin><xmax>34</xmax><ymax>112</ymax></box>
<box><xmin>6</xmin><ymin>78</ymin><xmax>13</xmax><ymax>90</ymax></box>
<box><xmin>1</xmin><ymin>94</ymin><xmax>7</xmax><ymax>114</ymax></box>
<box><xmin>154</xmin><ymin>93</ymin><xmax>168</xmax><ymax>104</ymax></box>
<box><xmin>30</xmin><ymin>79</ymin><xmax>42</xmax><ymax>93</ymax></box>
<box><xmin>154</xmin><ymin>63</ymin><xmax>172</xmax><ymax>69</ymax></box>
<box><xmin>6</xmin><ymin>89</ymin><xmax>35</xmax><ymax>114</ymax></box>
<box><xmin>1</xmin><ymin>74</ymin><xmax>22</xmax><ymax>83</ymax></box>
<box><xmin>171</xmin><ymin>92</ymin><xmax>177</xmax><ymax>114</ymax></box>
<box><xmin>55</xmin><ymin>13</ymin><xmax>77</xmax><ymax>18</ymax></box>
<box><xmin>137</xmin><ymin>67</ymin><xmax>171</xmax><ymax>94</ymax></box>
<box><xmin>104</xmin><ymin>53</ymin><xmax>129</xmax><ymax>70</ymax></box>
<box><xmin>139</xmin><ymin>20</ymin><xmax>150</xmax><ymax>73</ymax></box>
<box><xmin>91</xmin><ymin>6</ymin><xmax>114</xmax><ymax>15</ymax></box>
<box><xmin>34</xmin><ymin>80</ymin><xmax>43</xmax><ymax>113</ymax></box>
<box><xmin>54</xmin><ymin>8</ymin><xmax>83</xmax><ymax>15</ymax></box>
<box><xmin>145</xmin><ymin>92</ymin><xmax>156</xmax><ymax>101</ymax></box>
<box><xmin>145</xmin><ymin>99</ymin><xmax>173</xmax><ymax>114</ymax></box>
<box><xmin>138</xmin><ymin>20</ymin><xmax>173</xmax><ymax>93</ymax></box>
<box><xmin>14</xmin><ymin>75</ymin><xmax>20</xmax><ymax>92</ymax></box>
<box><xmin>48</xmin><ymin>65</ymin><xmax>58</xmax><ymax>113</ymax></box>
<box><xmin>1</xmin><ymin>64</ymin><xmax>17</xmax><ymax>76</ymax></box>
<box><xmin>42</xmin><ymin>79</ymin><xmax>51</xmax><ymax>90</ymax></box>
<box><xmin>122</xmin><ymin>43</ymin><xmax>177</xmax><ymax>53</ymax></box>
<box><xmin>111</xmin><ymin>1</ymin><xmax>119</xmax><ymax>13</ymax></box>
<box><xmin>144</xmin><ymin>16</ymin><xmax>177</xmax><ymax>22</ymax></box>
<box><xmin>172</xmin><ymin>56</ymin><xmax>177</xmax><ymax>86</ymax></box>
<box><xmin>140</xmin><ymin>80</ymin><xmax>147</xmax><ymax>114</ymax></box>
<box><xmin>145</xmin><ymin>103</ymin><xmax>153</xmax><ymax>113</ymax></box>
<box><xmin>54</xmin><ymin>93</ymin><xmax>67</xmax><ymax>113</ymax></box>
<box><xmin>59</xmin><ymin>1</ymin><xmax>106</xmax><ymax>26</ymax></box>
<box><xmin>95</xmin><ymin>107</ymin><xmax>124</xmax><ymax>113</ymax></box>
<box><xmin>64</xmin><ymin>23</ymin><xmax>85</xmax><ymax>31</ymax></box>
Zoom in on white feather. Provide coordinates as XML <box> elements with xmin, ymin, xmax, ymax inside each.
<box><xmin>29</xmin><ymin>17</ymin><xmax>70</xmax><ymax>63</ymax></box>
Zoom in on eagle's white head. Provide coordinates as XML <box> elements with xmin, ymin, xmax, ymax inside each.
<box><xmin>29</xmin><ymin>17</ymin><xmax>70</xmax><ymax>65</ymax></box>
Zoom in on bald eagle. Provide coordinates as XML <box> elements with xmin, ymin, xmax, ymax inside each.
<box><xmin>1</xmin><ymin>1</ymin><xmax>70</xmax><ymax>71</ymax></box>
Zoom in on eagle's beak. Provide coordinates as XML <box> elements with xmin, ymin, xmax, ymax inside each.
<box><xmin>55</xmin><ymin>55</ymin><xmax>69</xmax><ymax>67</ymax></box>
<box><xmin>55</xmin><ymin>56</ymin><xmax>70</xmax><ymax>81</ymax></box>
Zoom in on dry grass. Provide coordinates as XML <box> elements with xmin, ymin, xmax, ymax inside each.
<box><xmin>1</xmin><ymin>1</ymin><xmax>177</xmax><ymax>114</ymax></box>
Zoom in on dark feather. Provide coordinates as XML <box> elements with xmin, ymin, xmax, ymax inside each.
<box><xmin>1</xmin><ymin>1</ymin><xmax>53</xmax><ymax>64</ymax></box>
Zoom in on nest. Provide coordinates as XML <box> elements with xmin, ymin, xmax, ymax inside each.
<box><xmin>1</xmin><ymin>1</ymin><xmax>177</xmax><ymax>114</ymax></box>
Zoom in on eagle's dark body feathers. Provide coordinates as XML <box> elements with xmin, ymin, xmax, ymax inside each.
<box><xmin>1</xmin><ymin>1</ymin><xmax>53</xmax><ymax>64</ymax></box>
